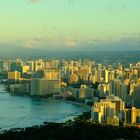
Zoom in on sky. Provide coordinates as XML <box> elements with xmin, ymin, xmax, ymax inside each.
<box><xmin>0</xmin><ymin>0</ymin><xmax>140</xmax><ymax>53</ymax></box>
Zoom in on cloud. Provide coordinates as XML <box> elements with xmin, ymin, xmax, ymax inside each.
<box><xmin>11</xmin><ymin>33</ymin><xmax>140</xmax><ymax>53</ymax></box>
<box><xmin>19</xmin><ymin>36</ymin><xmax>46</xmax><ymax>48</ymax></box>
<box><xmin>22</xmin><ymin>38</ymin><xmax>36</xmax><ymax>48</ymax></box>
<box><xmin>18</xmin><ymin>35</ymin><xmax>79</xmax><ymax>50</ymax></box>
<box><xmin>63</xmin><ymin>39</ymin><xmax>78</xmax><ymax>47</ymax></box>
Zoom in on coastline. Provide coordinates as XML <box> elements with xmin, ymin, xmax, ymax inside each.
<box><xmin>32</xmin><ymin>97</ymin><xmax>91</xmax><ymax>109</ymax></box>
<box><xmin>3</xmin><ymin>82</ymin><xmax>91</xmax><ymax>109</ymax></box>
<box><xmin>0</xmin><ymin>84</ymin><xmax>90</xmax><ymax>131</ymax></box>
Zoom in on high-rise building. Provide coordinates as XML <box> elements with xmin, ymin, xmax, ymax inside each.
<box><xmin>105</xmin><ymin>70</ymin><xmax>109</xmax><ymax>83</ymax></box>
<box><xmin>133</xmin><ymin>82</ymin><xmax>140</xmax><ymax>108</ymax></box>
<box><xmin>34</xmin><ymin>60</ymin><xmax>44</xmax><ymax>71</ymax></box>
<box><xmin>78</xmin><ymin>85</ymin><xmax>94</xmax><ymax>99</ymax></box>
<box><xmin>44</xmin><ymin>69</ymin><xmax>60</xmax><ymax>80</ymax></box>
<box><xmin>91</xmin><ymin>96</ymin><xmax>125</xmax><ymax>125</ymax></box>
<box><xmin>27</xmin><ymin>61</ymin><xmax>34</xmax><ymax>72</ymax></box>
<box><xmin>22</xmin><ymin>65</ymin><xmax>30</xmax><ymax>73</ymax></box>
<box><xmin>10</xmin><ymin>61</ymin><xmax>22</xmax><ymax>72</ymax></box>
<box><xmin>110</xmin><ymin>79</ymin><xmax>129</xmax><ymax>102</ymax></box>
<box><xmin>98</xmin><ymin>84</ymin><xmax>109</xmax><ymax>97</ymax></box>
<box><xmin>44</xmin><ymin>60</ymin><xmax>59</xmax><ymax>69</ymax></box>
<box><xmin>31</xmin><ymin>69</ymin><xmax>61</xmax><ymax>96</ymax></box>
<box><xmin>30</xmin><ymin>78</ymin><xmax>60</xmax><ymax>96</ymax></box>
<box><xmin>8</xmin><ymin>71</ymin><xmax>21</xmax><ymax>80</ymax></box>
<box><xmin>94</xmin><ymin>68</ymin><xmax>102</xmax><ymax>83</ymax></box>
<box><xmin>78</xmin><ymin>66</ymin><xmax>90</xmax><ymax>81</ymax></box>
<box><xmin>69</xmin><ymin>73</ymin><xmax>79</xmax><ymax>83</ymax></box>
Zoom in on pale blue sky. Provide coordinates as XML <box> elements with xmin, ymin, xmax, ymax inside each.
<box><xmin>0</xmin><ymin>0</ymin><xmax>140</xmax><ymax>51</ymax></box>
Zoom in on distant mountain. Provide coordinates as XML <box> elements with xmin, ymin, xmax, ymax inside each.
<box><xmin>0</xmin><ymin>45</ymin><xmax>47</xmax><ymax>58</ymax></box>
<box><xmin>0</xmin><ymin>39</ymin><xmax>140</xmax><ymax>58</ymax></box>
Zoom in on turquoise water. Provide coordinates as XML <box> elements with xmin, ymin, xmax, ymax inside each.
<box><xmin>0</xmin><ymin>85</ymin><xmax>89</xmax><ymax>130</ymax></box>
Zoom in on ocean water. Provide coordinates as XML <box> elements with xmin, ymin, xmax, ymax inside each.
<box><xmin>0</xmin><ymin>85</ymin><xmax>89</xmax><ymax>130</ymax></box>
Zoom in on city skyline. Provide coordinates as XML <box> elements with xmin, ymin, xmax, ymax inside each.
<box><xmin>1</xmin><ymin>56</ymin><xmax>140</xmax><ymax>136</ymax></box>
<box><xmin>0</xmin><ymin>0</ymin><xmax>140</xmax><ymax>53</ymax></box>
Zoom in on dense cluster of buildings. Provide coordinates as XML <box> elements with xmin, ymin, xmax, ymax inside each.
<box><xmin>1</xmin><ymin>58</ymin><xmax>140</xmax><ymax>127</ymax></box>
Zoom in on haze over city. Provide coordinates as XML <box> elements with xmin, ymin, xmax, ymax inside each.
<box><xmin>0</xmin><ymin>0</ymin><xmax>140</xmax><ymax>56</ymax></box>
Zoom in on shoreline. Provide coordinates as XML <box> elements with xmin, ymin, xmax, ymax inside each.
<box><xmin>6</xmin><ymin>92</ymin><xmax>91</xmax><ymax>110</ymax></box>
<box><xmin>2</xmin><ymin>83</ymin><xmax>91</xmax><ymax>109</ymax></box>
<box><xmin>0</xmin><ymin>84</ymin><xmax>90</xmax><ymax>131</ymax></box>
<box><xmin>30</xmin><ymin>96</ymin><xmax>91</xmax><ymax>109</ymax></box>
